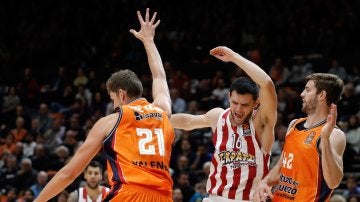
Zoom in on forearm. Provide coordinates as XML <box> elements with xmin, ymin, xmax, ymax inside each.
<box><xmin>264</xmin><ymin>165</ymin><xmax>282</xmax><ymax>187</ymax></box>
<box><xmin>321</xmin><ymin>138</ymin><xmax>343</xmax><ymax>188</ymax></box>
<box><xmin>34</xmin><ymin>169</ymin><xmax>76</xmax><ymax>202</ymax></box>
<box><xmin>231</xmin><ymin>53</ymin><xmax>272</xmax><ymax>87</ymax></box>
<box><xmin>143</xmin><ymin>40</ymin><xmax>171</xmax><ymax>114</ymax></box>
<box><xmin>143</xmin><ymin>40</ymin><xmax>165</xmax><ymax>79</ymax></box>
<box><xmin>170</xmin><ymin>114</ymin><xmax>197</xmax><ymax>130</ymax></box>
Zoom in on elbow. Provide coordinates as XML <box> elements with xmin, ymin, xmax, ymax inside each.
<box><xmin>59</xmin><ymin>166</ymin><xmax>78</xmax><ymax>182</ymax></box>
<box><xmin>264</xmin><ymin>79</ymin><xmax>276</xmax><ymax>89</ymax></box>
<box><xmin>327</xmin><ymin>174</ymin><xmax>344</xmax><ymax>189</ymax></box>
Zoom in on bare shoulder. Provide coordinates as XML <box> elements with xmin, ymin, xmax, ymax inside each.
<box><xmin>331</xmin><ymin>128</ymin><xmax>346</xmax><ymax>141</ymax></box>
<box><xmin>92</xmin><ymin>113</ymin><xmax>120</xmax><ymax>136</ymax></box>
<box><xmin>330</xmin><ymin>127</ymin><xmax>346</xmax><ymax>154</ymax></box>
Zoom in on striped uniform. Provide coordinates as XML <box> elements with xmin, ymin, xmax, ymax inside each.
<box><xmin>207</xmin><ymin>109</ymin><xmax>270</xmax><ymax>201</ymax></box>
<box><xmin>76</xmin><ymin>186</ymin><xmax>109</xmax><ymax>202</ymax></box>
<box><xmin>102</xmin><ymin>99</ymin><xmax>175</xmax><ymax>202</ymax></box>
<box><xmin>273</xmin><ymin>118</ymin><xmax>333</xmax><ymax>201</ymax></box>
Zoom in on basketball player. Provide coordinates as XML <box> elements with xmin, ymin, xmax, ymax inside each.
<box><xmin>171</xmin><ymin>46</ymin><xmax>277</xmax><ymax>201</ymax></box>
<box><xmin>67</xmin><ymin>161</ymin><xmax>109</xmax><ymax>202</ymax></box>
<box><xmin>253</xmin><ymin>73</ymin><xmax>345</xmax><ymax>202</ymax></box>
<box><xmin>34</xmin><ymin>8</ymin><xmax>174</xmax><ymax>202</ymax></box>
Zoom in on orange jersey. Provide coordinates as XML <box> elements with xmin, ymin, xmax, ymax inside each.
<box><xmin>102</xmin><ymin>99</ymin><xmax>175</xmax><ymax>201</ymax></box>
<box><xmin>273</xmin><ymin>118</ymin><xmax>333</xmax><ymax>202</ymax></box>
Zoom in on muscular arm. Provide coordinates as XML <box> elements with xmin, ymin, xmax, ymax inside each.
<box><xmin>320</xmin><ymin>104</ymin><xmax>346</xmax><ymax>189</ymax></box>
<box><xmin>170</xmin><ymin>108</ymin><xmax>224</xmax><ymax>131</ymax></box>
<box><xmin>34</xmin><ymin>115</ymin><xmax>116</xmax><ymax>202</ymax></box>
<box><xmin>210</xmin><ymin>46</ymin><xmax>277</xmax><ymax>152</ymax></box>
<box><xmin>321</xmin><ymin>128</ymin><xmax>346</xmax><ymax>188</ymax></box>
<box><xmin>130</xmin><ymin>9</ymin><xmax>171</xmax><ymax>116</ymax></box>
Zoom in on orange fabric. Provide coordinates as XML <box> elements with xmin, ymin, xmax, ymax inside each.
<box><xmin>10</xmin><ymin>128</ymin><xmax>28</xmax><ymax>142</ymax></box>
<box><xmin>0</xmin><ymin>144</ymin><xmax>16</xmax><ymax>156</ymax></box>
<box><xmin>104</xmin><ymin>99</ymin><xmax>174</xmax><ymax>200</ymax></box>
<box><xmin>108</xmin><ymin>184</ymin><xmax>172</xmax><ymax>202</ymax></box>
<box><xmin>273</xmin><ymin>118</ymin><xmax>332</xmax><ymax>202</ymax></box>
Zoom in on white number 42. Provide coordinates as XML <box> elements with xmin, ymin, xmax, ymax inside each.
<box><xmin>282</xmin><ymin>152</ymin><xmax>294</xmax><ymax>169</ymax></box>
<box><xmin>136</xmin><ymin>128</ymin><xmax>165</xmax><ymax>156</ymax></box>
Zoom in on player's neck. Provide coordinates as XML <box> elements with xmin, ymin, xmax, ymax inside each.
<box><xmin>305</xmin><ymin>114</ymin><xmax>328</xmax><ymax>129</ymax></box>
<box><xmin>85</xmin><ymin>185</ymin><xmax>102</xmax><ymax>200</ymax></box>
<box><xmin>86</xmin><ymin>185</ymin><xmax>101</xmax><ymax>192</ymax></box>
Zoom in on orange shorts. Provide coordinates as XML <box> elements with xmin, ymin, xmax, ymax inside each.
<box><xmin>109</xmin><ymin>184</ymin><xmax>172</xmax><ymax>202</ymax></box>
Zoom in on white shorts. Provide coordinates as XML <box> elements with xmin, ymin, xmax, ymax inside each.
<box><xmin>203</xmin><ymin>194</ymin><xmax>251</xmax><ymax>202</ymax></box>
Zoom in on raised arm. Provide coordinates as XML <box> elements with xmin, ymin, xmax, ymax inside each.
<box><xmin>320</xmin><ymin>104</ymin><xmax>346</xmax><ymax>188</ymax></box>
<box><xmin>210</xmin><ymin>46</ymin><xmax>277</xmax><ymax>152</ymax></box>
<box><xmin>170</xmin><ymin>108</ymin><xmax>224</xmax><ymax>132</ymax></box>
<box><xmin>130</xmin><ymin>8</ymin><xmax>171</xmax><ymax>116</ymax></box>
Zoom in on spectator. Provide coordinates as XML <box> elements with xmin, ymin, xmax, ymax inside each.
<box><xmin>0</xmin><ymin>154</ymin><xmax>18</xmax><ymax>188</ymax></box>
<box><xmin>175</xmin><ymin>172</ymin><xmax>195</xmax><ymax>202</ymax></box>
<box><xmin>189</xmin><ymin>181</ymin><xmax>207</xmax><ymax>202</ymax></box>
<box><xmin>1</xmin><ymin>86</ymin><xmax>20</xmax><ymax>116</ymax></box>
<box><xmin>170</xmin><ymin>88</ymin><xmax>187</xmax><ymax>114</ymax></box>
<box><xmin>173</xmin><ymin>187</ymin><xmax>184</xmax><ymax>202</ymax></box>
<box><xmin>268</xmin><ymin>57</ymin><xmax>290</xmax><ymax>86</ymax></box>
<box><xmin>42</xmin><ymin>118</ymin><xmax>65</xmax><ymax>152</ymax></box>
<box><xmin>328</xmin><ymin>59</ymin><xmax>348</xmax><ymax>81</ymax></box>
<box><xmin>30</xmin><ymin>171</ymin><xmax>48</xmax><ymax>198</ymax></box>
<box><xmin>343</xmin><ymin>175</ymin><xmax>360</xmax><ymax>200</ymax></box>
<box><xmin>67</xmin><ymin>161</ymin><xmax>109</xmax><ymax>202</ymax></box>
<box><xmin>10</xmin><ymin>117</ymin><xmax>28</xmax><ymax>142</ymax></box>
<box><xmin>13</xmin><ymin>158</ymin><xmax>38</xmax><ymax>191</ymax></box>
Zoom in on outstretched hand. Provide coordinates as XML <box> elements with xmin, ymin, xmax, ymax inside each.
<box><xmin>210</xmin><ymin>46</ymin><xmax>237</xmax><ymax>62</ymax></box>
<box><xmin>321</xmin><ymin>103</ymin><xmax>338</xmax><ymax>139</ymax></box>
<box><xmin>253</xmin><ymin>180</ymin><xmax>273</xmax><ymax>202</ymax></box>
<box><xmin>130</xmin><ymin>8</ymin><xmax>160</xmax><ymax>42</ymax></box>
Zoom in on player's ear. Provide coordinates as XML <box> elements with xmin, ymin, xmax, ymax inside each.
<box><xmin>254</xmin><ymin>99</ymin><xmax>260</xmax><ymax>110</ymax></box>
<box><xmin>319</xmin><ymin>90</ymin><xmax>327</xmax><ymax>101</ymax></box>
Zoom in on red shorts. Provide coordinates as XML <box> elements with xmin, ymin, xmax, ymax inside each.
<box><xmin>109</xmin><ymin>184</ymin><xmax>172</xmax><ymax>202</ymax></box>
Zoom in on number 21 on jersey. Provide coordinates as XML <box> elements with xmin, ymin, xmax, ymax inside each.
<box><xmin>282</xmin><ymin>152</ymin><xmax>294</xmax><ymax>169</ymax></box>
<box><xmin>136</xmin><ymin>128</ymin><xmax>165</xmax><ymax>156</ymax></box>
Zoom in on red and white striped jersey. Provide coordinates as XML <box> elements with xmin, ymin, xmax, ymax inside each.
<box><xmin>207</xmin><ymin>109</ymin><xmax>270</xmax><ymax>201</ymax></box>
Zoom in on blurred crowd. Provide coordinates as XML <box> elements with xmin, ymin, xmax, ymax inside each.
<box><xmin>1</xmin><ymin>0</ymin><xmax>360</xmax><ymax>201</ymax></box>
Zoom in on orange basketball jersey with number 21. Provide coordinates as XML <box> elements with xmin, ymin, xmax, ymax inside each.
<box><xmin>102</xmin><ymin>98</ymin><xmax>175</xmax><ymax>200</ymax></box>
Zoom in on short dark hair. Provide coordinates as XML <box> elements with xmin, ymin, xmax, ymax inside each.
<box><xmin>306</xmin><ymin>73</ymin><xmax>344</xmax><ymax>105</ymax></box>
<box><xmin>229</xmin><ymin>77</ymin><xmax>259</xmax><ymax>100</ymax></box>
<box><xmin>106</xmin><ymin>69</ymin><xmax>143</xmax><ymax>99</ymax></box>
<box><xmin>85</xmin><ymin>160</ymin><xmax>103</xmax><ymax>172</ymax></box>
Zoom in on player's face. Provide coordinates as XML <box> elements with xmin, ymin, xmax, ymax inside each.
<box><xmin>300</xmin><ymin>80</ymin><xmax>318</xmax><ymax>114</ymax></box>
<box><xmin>84</xmin><ymin>166</ymin><xmax>102</xmax><ymax>189</ymax></box>
<box><xmin>228</xmin><ymin>92</ymin><xmax>256</xmax><ymax>126</ymax></box>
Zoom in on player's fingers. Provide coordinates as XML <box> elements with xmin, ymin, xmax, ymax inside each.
<box><xmin>145</xmin><ymin>8</ymin><xmax>150</xmax><ymax>22</ymax></box>
<box><xmin>153</xmin><ymin>20</ymin><xmax>160</xmax><ymax>28</ymax></box>
<box><xmin>137</xmin><ymin>11</ymin><xmax>144</xmax><ymax>23</ymax></box>
<box><xmin>150</xmin><ymin>12</ymin><xmax>157</xmax><ymax>24</ymax></box>
<box><xmin>129</xmin><ymin>29</ymin><xmax>138</xmax><ymax>37</ymax></box>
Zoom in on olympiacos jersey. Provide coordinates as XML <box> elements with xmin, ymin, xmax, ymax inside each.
<box><xmin>273</xmin><ymin>118</ymin><xmax>333</xmax><ymax>201</ymax></box>
<box><xmin>207</xmin><ymin>109</ymin><xmax>270</xmax><ymax>200</ymax></box>
<box><xmin>102</xmin><ymin>99</ymin><xmax>174</xmax><ymax>201</ymax></box>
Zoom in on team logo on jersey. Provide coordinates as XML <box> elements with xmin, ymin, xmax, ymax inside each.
<box><xmin>134</xmin><ymin>111</ymin><xmax>162</xmax><ymax>120</ymax></box>
<box><xmin>242</xmin><ymin>123</ymin><xmax>251</xmax><ymax>136</ymax></box>
<box><xmin>304</xmin><ymin>131</ymin><xmax>315</xmax><ymax>144</ymax></box>
<box><xmin>276</xmin><ymin>174</ymin><xmax>299</xmax><ymax>200</ymax></box>
<box><xmin>218</xmin><ymin>150</ymin><xmax>256</xmax><ymax>169</ymax></box>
